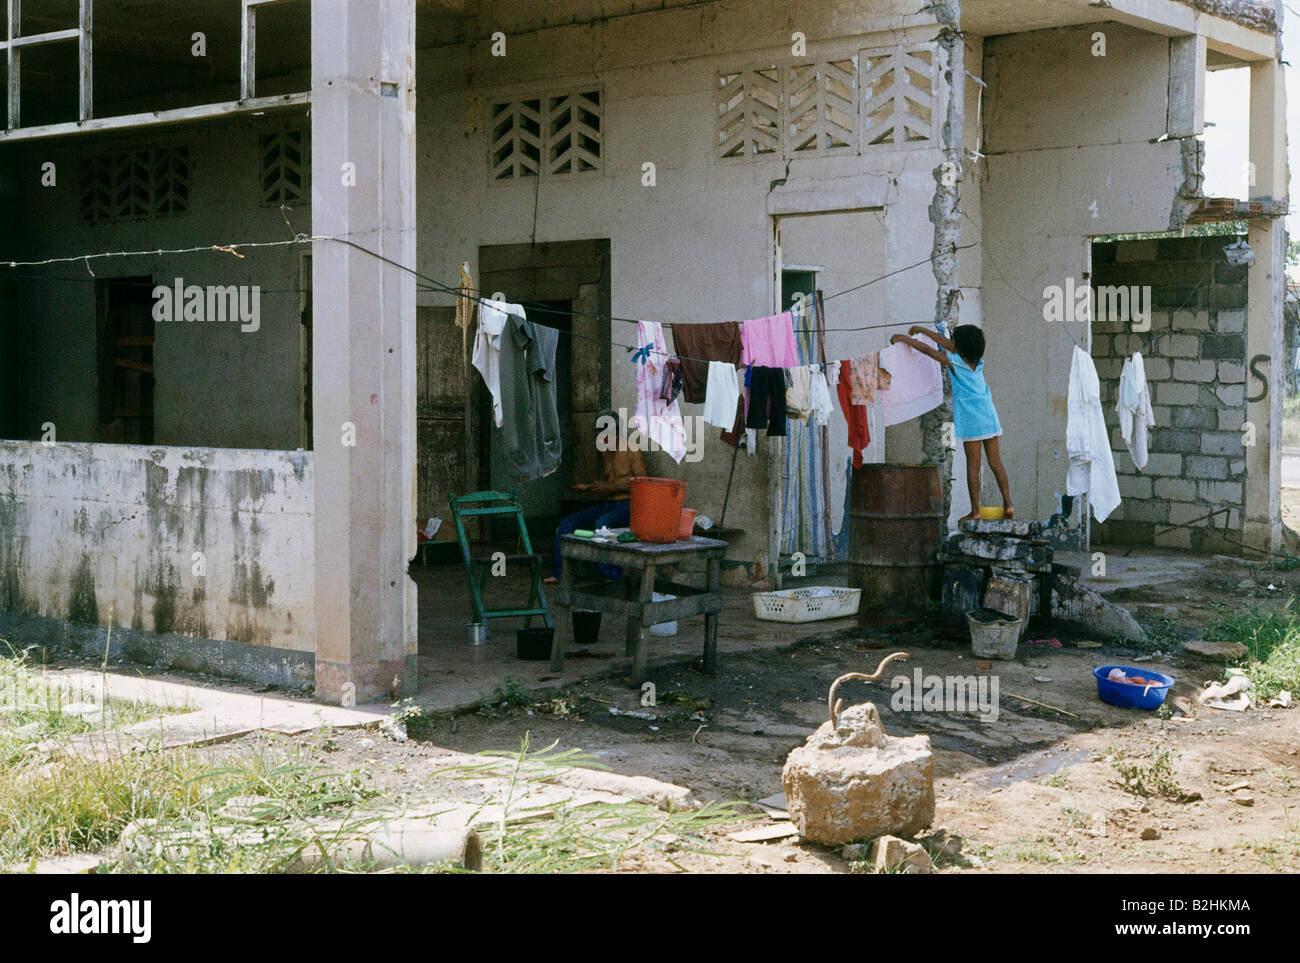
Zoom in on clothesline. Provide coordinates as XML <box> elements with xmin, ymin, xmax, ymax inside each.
<box><xmin>420</xmin><ymin>242</ymin><xmax>979</xmax><ymax>336</ymax></box>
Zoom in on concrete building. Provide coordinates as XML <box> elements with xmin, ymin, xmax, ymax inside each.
<box><xmin>0</xmin><ymin>0</ymin><xmax>1288</xmax><ymax>703</ymax></box>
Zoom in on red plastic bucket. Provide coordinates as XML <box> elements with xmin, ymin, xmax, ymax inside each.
<box><xmin>629</xmin><ymin>477</ymin><xmax>686</xmax><ymax>543</ymax></box>
<box><xmin>678</xmin><ymin>508</ymin><xmax>697</xmax><ymax>540</ymax></box>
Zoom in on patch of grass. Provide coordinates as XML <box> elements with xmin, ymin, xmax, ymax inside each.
<box><xmin>1061</xmin><ymin>806</ymin><xmax>1090</xmax><ymax>829</ymax></box>
<box><xmin>1108</xmin><ymin>748</ymin><xmax>1189</xmax><ymax>801</ymax></box>
<box><xmin>994</xmin><ymin>836</ymin><xmax>1082</xmax><ymax>865</ymax></box>
<box><xmin>432</xmin><ymin>733</ymin><xmax>746</xmax><ymax>873</ymax></box>
<box><xmin>0</xmin><ymin>735</ymin><xmax>379</xmax><ymax>871</ymax></box>
<box><xmin>471</xmin><ymin>676</ymin><xmax>531</xmax><ymax>717</ymax></box>
<box><xmin>0</xmin><ymin>645</ymin><xmax>397</xmax><ymax>872</ymax></box>
<box><xmin>1205</xmin><ymin>603</ymin><xmax>1300</xmax><ymax>700</ymax></box>
<box><xmin>1040</xmin><ymin>771</ymin><xmax>1071</xmax><ymax>789</ymax></box>
<box><xmin>0</xmin><ymin>646</ymin><xmax>188</xmax><ymax>769</ymax></box>
<box><xmin>1119</xmin><ymin>618</ymin><xmax>1183</xmax><ymax>652</ymax></box>
<box><xmin>1237</xmin><ymin>833</ymin><xmax>1300</xmax><ymax>870</ymax></box>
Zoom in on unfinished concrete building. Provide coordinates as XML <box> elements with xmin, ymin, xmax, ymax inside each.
<box><xmin>0</xmin><ymin>0</ymin><xmax>1288</xmax><ymax>702</ymax></box>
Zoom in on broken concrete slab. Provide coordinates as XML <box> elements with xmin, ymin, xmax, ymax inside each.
<box><xmin>870</xmin><ymin>834</ymin><xmax>934</xmax><ymax>874</ymax></box>
<box><xmin>1051</xmin><ymin>571</ymin><xmax>1145</xmax><ymax>641</ymax></box>
<box><xmin>984</xmin><ymin>572</ymin><xmax>1034</xmax><ymax>641</ymax></box>
<box><xmin>958</xmin><ymin>518</ymin><xmax>1044</xmax><ymax>539</ymax></box>
<box><xmin>945</xmin><ymin>534</ymin><xmax>1053</xmax><ymax>567</ymax></box>
<box><xmin>782</xmin><ymin>703</ymin><xmax>934</xmax><ymax>846</ymax></box>
<box><xmin>1183</xmin><ymin>639</ymin><xmax>1248</xmax><ymax>661</ymax></box>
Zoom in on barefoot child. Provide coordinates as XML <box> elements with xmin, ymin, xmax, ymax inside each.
<box><xmin>888</xmin><ymin>324</ymin><xmax>1013</xmax><ymax>521</ymax></box>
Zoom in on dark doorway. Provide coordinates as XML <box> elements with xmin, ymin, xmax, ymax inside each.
<box><xmin>97</xmin><ymin>278</ymin><xmax>155</xmax><ymax>445</ymax></box>
<box><xmin>477</xmin><ymin>239</ymin><xmax>612</xmax><ymax>540</ymax></box>
<box><xmin>481</xmin><ymin>300</ymin><xmax>573</xmax><ymax>538</ymax></box>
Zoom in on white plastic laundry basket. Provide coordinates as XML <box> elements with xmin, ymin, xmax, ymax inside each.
<box><xmin>751</xmin><ymin>586</ymin><xmax>861</xmax><ymax>623</ymax></box>
<box><xmin>649</xmin><ymin>592</ymin><xmax>678</xmax><ymax>636</ymax></box>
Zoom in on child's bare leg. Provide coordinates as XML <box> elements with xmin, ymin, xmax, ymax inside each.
<box><xmin>961</xmin><ymin>439</ymin><xmax>983</xmax><ymax>521</ymax></box>
<box><xmin>984</xmin><ymin>436</ymin><xmax>1014</xmax><ymax>518</ymax></box>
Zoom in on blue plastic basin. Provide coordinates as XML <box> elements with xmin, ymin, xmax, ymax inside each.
<box><xmin>1093</xmin><ymin>664</ymin><xmax>1174</xmax><ymax>710</ymax></box>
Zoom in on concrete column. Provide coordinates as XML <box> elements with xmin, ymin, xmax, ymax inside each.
<box><xmin>1244</xmin><ymin>55</ymin><xmax>1287</xmax><ymax>553</ymax></box>
<box><xmin>311</xmin><ymin>0</ymin><xmax>418</xmax><ymax>703</ymax></box>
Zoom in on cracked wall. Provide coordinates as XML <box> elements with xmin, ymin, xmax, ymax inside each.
<box><xmin>978</xmin><ymin>22</ymin><xmax>1193</xmax><ymax>529</ymax></box>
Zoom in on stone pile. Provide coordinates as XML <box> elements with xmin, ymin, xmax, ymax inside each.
<box><xmin>939</xmin><ymin>518</ymin><xmax>1054</xmax><ymax>639</ymax></box>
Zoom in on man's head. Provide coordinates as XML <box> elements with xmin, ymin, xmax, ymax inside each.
<box><xmin>952</xmin><ymin>325</ymin><xmax>986</xmax><ymax>365</ymax></box>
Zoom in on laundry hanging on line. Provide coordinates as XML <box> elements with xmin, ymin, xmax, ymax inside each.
<box><xmin>1117</xmin><ymin>351</ymin><xmax>1155</xmax><ymax>472</ymax></box>
<box><xmin>670</xmin><ymin>321</ymin><xmax>742</xmax><ymax>404</ymax></box>
<box><xmin>1066</xmin><ymin>344</ymin><xmax>1121</xmax><ymax>523</ymax></box>
<box><xmin>472</xmin><ymin>298</ymin><xmax>563</xmax><ymax>483</ymax></box>
<box><xmin>631</xmin><ymin>320</ymin><xmax>688</xmax><ymax>463</ymax></box>
<box><xmin>877</xmin><ymin>340</ymin><xmax>944</xmax><ymax>428</ymax></box>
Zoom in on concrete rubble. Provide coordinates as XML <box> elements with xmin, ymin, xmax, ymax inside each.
<box><xmin>870</xmin><ymin>835</ymin><xmax>934</xmax><ymax>874</ymax></box>
<box><xmin>782</xmin><ymin>702</ymin><xmax>934</xmax><ymax>846</ymax></box>
<box><xmin>940</xmin><ymin>518</ymin><xmax>1147</xmax><ymax>643</ymax></box>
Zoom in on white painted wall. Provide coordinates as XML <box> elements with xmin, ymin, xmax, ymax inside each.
<box><xmin>979</xmin><ymin>23</ymin><xmax>1189</xmax><ymax>522</ymax></box>
<box><xmin>416</xmin><ymin>2</ymin><xmax>946</xmax><ymax>571</ymax></box>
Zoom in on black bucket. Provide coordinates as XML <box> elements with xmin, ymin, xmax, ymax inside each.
<box><xmin>516</xmin><ymin>626</ymin><xmax>554</xmax><ymax>661</ymax></box>
<box><xmin>572</xmin><ymin>610</ymin><xmax>602</xmax><ymax>645</ymax></box>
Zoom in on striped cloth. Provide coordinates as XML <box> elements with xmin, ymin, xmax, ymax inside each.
<box><xmin>779</xmin><ymin>297</ymin><xmax>834</xmax><ymax>561</ymax></box>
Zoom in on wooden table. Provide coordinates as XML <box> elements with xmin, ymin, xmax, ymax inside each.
<box><xmin>549</xmin><ymin>532</ymin><xmax>729</xmax><ymax>684</ymax></box>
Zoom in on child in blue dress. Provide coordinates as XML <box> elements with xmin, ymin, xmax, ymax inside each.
<box><xmin>889</xmin><ymin>324</ymin><xmax>1013</xmax><ymax>521</ymax></box>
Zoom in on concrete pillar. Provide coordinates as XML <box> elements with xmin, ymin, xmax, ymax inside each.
<box><xmin>310</xmin><ymin>0</ymin><xmax>418</xmax><ymax>703</ymax></box>
<box><xmin>1166</xmin><ymin>34</ymin><xmax>1206</xmax><ymax>138</ymax></box>
<box><xmin>1244</xmin><ymin>55</ymin><xmax>1287</xmax><ymax>553</ymax></box>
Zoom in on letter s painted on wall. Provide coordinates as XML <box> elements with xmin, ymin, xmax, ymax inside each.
<box><xmin>1246</xmin><ymin>353</ymin><xmax>1269</xmax><ymax>404</ymax></box>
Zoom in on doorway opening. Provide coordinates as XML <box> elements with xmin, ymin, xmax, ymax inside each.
<box><xmin>96</xmin><ymin>278</ymin><xmax>155</xmax><ymax>445</ymax></box>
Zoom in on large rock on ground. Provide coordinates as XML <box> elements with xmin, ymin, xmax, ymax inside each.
<box><xmin>782</xmin><ymin>703</ymin><xmax>934</xmax><ymax>846</ymax></box>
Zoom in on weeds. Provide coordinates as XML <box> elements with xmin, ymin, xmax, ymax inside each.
<box><xmin>1205</xmin><ymin>603</ymin><xmax>1300</xmax><ymax>700</ymax></box>
<box><xmin>431</xmin><ymin>733</ymin><xmax>745</xmax><ymax>873</ymax></box>
<box><xmin>1061</xmin><ymin>806</ymin><xmax>1090</xmax><ymax>829</ymax></box>
<box><xmin>493</xmin><ymin>676</ymin><xmax>530</xmax><ymax>707</ymax></box>
<box><xmin>474</xmin><ymin>676</ymin><xmax>531</xmax><ymax>716</ymax></box>
<box><xmin>1120</xmin><ymin>619</ymin><xmax>1183</xmax><ymax>652</ymax></box>
<box><xmin>995</xmin><ymin>836</ymin><xmax>1082</xmax><ymax>865</ymax></box>
<box><xmin>391</xmin><ymin>699</ymin><xmax>437</xmax><ymax>740</ymax></box>
<box><xmin>1108</xmin><ymin>748</ymin><xmax>1190</xmax><ymax>801</ymax></box>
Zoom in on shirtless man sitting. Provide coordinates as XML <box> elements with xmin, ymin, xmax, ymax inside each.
<box><xmin>544</xmin><ymin>409</ymin><xmax>647</xmax><ymax>584</ymax></box>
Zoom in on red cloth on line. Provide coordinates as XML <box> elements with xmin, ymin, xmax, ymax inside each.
<box><xmin>838</xmin><ymin>359</ymin><xmax>870</xmax><ymax>469</ymax></box>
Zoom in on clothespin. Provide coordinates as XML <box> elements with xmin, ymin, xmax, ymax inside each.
<box><xmin>631</xmin><ymin>344</ymin><xmax>652</xmax><ymax>365</ymax></box>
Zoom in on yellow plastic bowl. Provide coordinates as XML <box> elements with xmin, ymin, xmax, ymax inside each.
<box><xmin>978</xmin><ymin>506</ymin><xmax>1005</xmax><ymax>520</ymax></box>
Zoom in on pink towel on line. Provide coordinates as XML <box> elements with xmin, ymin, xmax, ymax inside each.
<box><xmin>740</xmin><ymin>311</ymin><xmax>799</xmax><ymax>368</ymax></box>
<box><xmin>877</xmin><ymin>341</ymin><xmax>943</xmax><ymax>427</ymax></box>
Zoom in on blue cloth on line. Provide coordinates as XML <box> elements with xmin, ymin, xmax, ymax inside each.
<box><xmin>946</xmin><ymin>351</ymin><xmax>1002</xmax><ymax>441</ymax></box>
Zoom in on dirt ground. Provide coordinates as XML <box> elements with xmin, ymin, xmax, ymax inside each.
<box><xmin>40</xmin><ymin>540</ymin><xmax>1299</xmax><ymax>873</ymax></box>
<box><xmin>283</xmin><ymin>549</ymin><xmax>1299</xmax><ymax>874</ymax></box>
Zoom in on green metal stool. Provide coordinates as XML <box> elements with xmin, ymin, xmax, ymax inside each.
<box><xmin>448</xmin><ymin>491</ymin><xmax>552</xmax><ymax>629</ymax></box>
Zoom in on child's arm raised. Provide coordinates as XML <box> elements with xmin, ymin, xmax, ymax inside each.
<box><xmin>890</xmin><ymin>333</ymin><xmax>951</xmax><ymax>367</ymax></box>
<box><xmin>908</xmin><ymin>325</ymin><xmax>955</xmax><ymax>352</ymax></box>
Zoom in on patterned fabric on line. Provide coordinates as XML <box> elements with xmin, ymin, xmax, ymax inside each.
<box><xmin>631</xmin><ymin>321</ymin><xmax>687</xmax><ymax>463</ymax></box>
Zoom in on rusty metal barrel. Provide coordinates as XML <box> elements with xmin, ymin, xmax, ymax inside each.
<box><xmin>848</xmin><ymin>464</ymin><xmax>943</xmax><ymax>618</ymax></box>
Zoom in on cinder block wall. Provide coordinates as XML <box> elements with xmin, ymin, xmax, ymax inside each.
<box><xmin>1090</xmin><ymin>236</ymin><xmax>1249</xmax><ymax>552</ymax></box>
